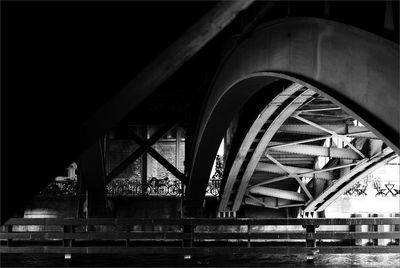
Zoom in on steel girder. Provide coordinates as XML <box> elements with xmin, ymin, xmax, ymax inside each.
<box><xmin>278</xmin><ymin>124</ymin><xmax>376</xmax><ymax>139</ymax></box>
<box><xmin>221</xmin><ymin>87</ymin><xmax>397</xmax><ymax>214</ymax></box>
<box><xmin>218</xmin><ymin>83</ymin><xmax>308</xmax><ymax>211</ymax></box>
<box><xmin>304</xmin><ymin>147</ymin><xmax>397</xmax><ymax>212</ymax></box>
<box><xmin>267</xmin><ymin>144</ymin><xmax>362</xmax><ymax>160</ymax></box>
<box><xmin>186</xmin><ymin>17</ymin><xmax>399</xmax><ymax>209</ymax></box>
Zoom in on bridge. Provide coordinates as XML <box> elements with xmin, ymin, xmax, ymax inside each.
<box><xmin>1</xmin><ymin>1</ymin><xmax>399</xmax><ymax>264</ymax></box>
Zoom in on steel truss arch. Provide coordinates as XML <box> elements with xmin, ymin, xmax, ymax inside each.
<box><xmin>186</xmin><ymin>17</ymin><xmax>399</xmax><ymax>209</ymax></box>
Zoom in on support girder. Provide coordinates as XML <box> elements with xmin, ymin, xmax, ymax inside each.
<box><xmin>255</xmin><ymin>162</ymin><xmax>334</xmax><ymax>180</ymax></box>
<box><xmin>278</xmin><ymin>124</ymin><xmax>376</xmax><ymax>138</ymax></box>
<box><xmin>267</xmin><ymin>144</ymin><xmax>362</xmax><ymax>159</ymax></box>
<box><xmin>129</xmin><ymin>131</ymin><xmax>186</xmax><ymax>184</ymax></box>
<box><xmin>248</xmin><ymin>186</ymin><xmax>307</xmax><ymax>202</ymax></box>
<box><xmin>218</xmin><ymin>83</ymin><xmax>304</xmax><ymax>211</ymax></box>
<box><xmin>231</xmin><ymin>89</ymin><xmax>315</xmax><ymax>211</ymax></box>
<box><xmin>304</xmin><ymin>147</ymin><xmax>395</xmax><ymax>212</ymax></box>
<box><xmin>106</xmin><ymin>122</ymin><xmax>176</xmax><ymax>183</ymax></box>
<box><xmin>188</xmin><ymin>17</ymin><xmax>399</xmax><ymax>211</ymax></box>
<box><xmin>243</xmin><ymin>196</ymin><xmax>303</xmax><ymax>209</ymax></box>
<box><xmin>79</xmin><ymin>140</ymin><xmax>108</xmax><ymax>217</ymax></box>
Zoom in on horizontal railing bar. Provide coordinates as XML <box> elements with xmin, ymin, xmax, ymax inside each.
<box><xmin>312</xmin><ymin>232</ymin><xmax>400</xmax><ymax>239</ymax></box>
<box><xmin>0</xmin><ymin>232</ymin><xmax>190</xmax><ymax>240</ymax></box>
<box><xmin>2</xmin><ymin>231</ymin><xmax>399</xmax><ymax>240</ymax></box>
<box><xmin>1</xmin><ymin>246</ymin><xmax>399</xmax><ymax>254</ymax></box>
<box><xmin>4</xmin><ymin>218</ymin><xmax>400</xmax><ymax>226</ymax></box>
<box><xmin>195</xmin><ymin>232</ymin><xmax>305</xmax><ymax>239</ymax></box>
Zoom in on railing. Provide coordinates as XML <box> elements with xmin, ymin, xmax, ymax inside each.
<box><xmin>39</xmin><ymin>179</ymin><xmax>77</xmax><ymax>196</ymax></box>
<box><xmin>107</xmin><ymin>178</ymin><xmax>221</xmax><ymax>197</ymax></box>
<box><xmin>1</xmin><ymin>218</ymin><xmax>399</xmax><ymax>255</ymax></box>
<box><xmin>344</xmin><ymin>180</ymin><xmax>399</xmax><ymax>197</ymax></box>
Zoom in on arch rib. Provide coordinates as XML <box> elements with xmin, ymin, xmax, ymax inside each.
<box><xmin>231</xmin><ymin>89</ymin><xmax>315</xmax><ymax>211</ymax></box>
<box><xmin>188</xmin><ymin>18</ymin><xmax>399</xmax><ymax>210</ymax></box>
<box><xmin>304</xmin><ymin>147</ymin><xmax>396</xmax><ymax>212</ymax></box>
<box><xmin>218</xmin><ymin>83</ymin><xmax>304</xmax><ymax>211</ymax></box>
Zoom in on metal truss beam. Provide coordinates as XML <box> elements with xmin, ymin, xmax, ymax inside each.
<box><xmin>267</xmin><ymin>144</ymin><xmax>362</xmax><ymax>159</ymax></box>
<box><xmin>105</xmin><ymin>122</ymin><xmax>177</xmax><ymax>183</ymax></box>
<box><xmin>218</xmin><ymin>83</ymin><xmax>304</xmax><ymax>211</ymax></box>
<box><xmin>304</xmin><ymin>147</ymin><xmax>395</xmax><ymax>212</ymax></box>
<box><xmin>129</xmin><ymin>131</ymin><xmax>187</xmax><ymax>184</ymax></box>
<box><xmin>278</xmin><ymin>124</ymin><xmax>376</xmax><ymax>139</ymax></box>
<box><xmin>231</xmin><ymin>89</ymin><xmax>315</xmax><ymax>211</ymax></box>
<box><xmin>293</xmin><ymin>115</ymin><xmax>366</xmax><ymax>158</ymax></box>
<box><xmin>248</xmin><ymin>186</ymin><xmax>307</xmax><ymax>202</ymax></box>
<box><xmin>250</xmin><ymin>161</ymin><xmax>358</xmax><ymax>189</ymax></box>
<box><xmin>315</xmin><ymin>150</ymin><xmax>397</xmax><ymax>212</ymax></box>
<box><xmin>243</xmin><ymin>195</ymin><xmax>304</xmax><ymax>209</ymax></box>
<box><xmin>255</xmin><ymin>163</ymin><xmax>333</xmax><ymax>180</ymax></box>
<box><xmin>264</xmin><ymin>154</ymin><xmax>313</xmax><ymax>200</ymax></box>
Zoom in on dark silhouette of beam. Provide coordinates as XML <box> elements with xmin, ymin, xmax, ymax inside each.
<box><xmin>61</xmin><ymin>0</ymin><xmax>256</xmax><ymax>164</ymax></box>
<box><xmin>106</xmin><ymin>122</ymin><xmax>176</xmax><ymax>183</ymax></box>
<box><xmin>128</xmin><ymin>131</ymin><xmax>186</xmax><ymax>184</ymax></box>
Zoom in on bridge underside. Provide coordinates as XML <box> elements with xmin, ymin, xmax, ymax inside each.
<box><xmin>2</xmin><ymin>1</ymin><xmax>399</xmax><ymax>222</ymax></box>
<box><xmin>185</xmin><ymin>17</ymin><xmax>399</xmax><ymax>213</ymax></box>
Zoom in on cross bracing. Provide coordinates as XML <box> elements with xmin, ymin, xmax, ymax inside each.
<box><xmin>218</xmin><ymin>82</ymin><xmax>398</xmax><ymax>214</ymax></box>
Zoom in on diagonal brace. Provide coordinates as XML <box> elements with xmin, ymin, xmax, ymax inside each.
<box><xmin>106</xmin><ymin>122</ymin><xmax>177</xmax><ymax>183</ymax></box>
<box><xmin>129</xmin><ymin>130</ymin><xmax>187</xmax><ymax>184</ymax></box>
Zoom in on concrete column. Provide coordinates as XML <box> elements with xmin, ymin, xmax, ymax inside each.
<box><xmin>80</xmin><ymin>140</ymin><xmax>111</xmax><ymax>218</ymax></box>
<box><xmin>141</xmin><ymin>126</ymin><xmax>148</xmax><ymax>194</ymax></box>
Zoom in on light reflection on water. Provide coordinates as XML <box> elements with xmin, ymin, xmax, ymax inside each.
<box><xmin>1</xmin><ymin>253</ymin><xmax>400</xmax><ymax>267</ymax></box>
<box><xmin>315</xmin><ymin>254</ymin><xmax>400</xmax><ymax>267</ymax></box>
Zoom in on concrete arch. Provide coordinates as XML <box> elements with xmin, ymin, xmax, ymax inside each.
<box><xmin>186</xmin><ymin>17</ymin><xmax>399</xmax><ymax>207</ymax></box>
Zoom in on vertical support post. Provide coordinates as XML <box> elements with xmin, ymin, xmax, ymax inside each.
<box><xmin>351</xmin><ymin>213</ymin><xmax>368</xmax><ymax>246</ymax></box>
<box><xmin>305</xmin><ymin>225</ymin><xmax>316</xmax><ymax>263</ymax></box>
<box><xmin>176</xmin><ymin>127</ymin><xmax>181</xmax><ymax>171</ymax></box>
<box><xmin>63</xmin><ymin>224</ymin><xmax>75</xmax><ymax>247</ymax></box>
<box><xmin>182</xmin><ymin>223</ymin><xmax>194</xmax><ymax>261</ymax></box>
<box><xmin>394</xmin><ymin>213</ymin><xmax>400</xmax><ymax>245</ymax></box>
<box><xmin>247</xmin><ymin>224</ymin><xmax>251</xmax><ymax>248</ymax></box>
<box><xmin>125</xmin><ymin>224</ymin><xmax>131</xmax><ymax>247</ymax></box>
<box><xmin>80</xmin><ymin>140</ymin><xmax>110</xmax><ymax>218</ymax></box>
<box><xmin>183</xmin><ymin>224</ymin><xmax>194</xmax><ymax>247</ymax></box>
<box><xmin>377</xmin><ymin>213</ymin><xmax>391</xmax><ymax>245</ymax></box>
<box><xmin>6</xmin><ymin>225</ymin><xmax>12</xmax><ymax>247</ymax></box>
<box><xmin>370</xmin><ymin>213</ymin><xmax>378</xmax><ymax>245</ymax></box>
<box><xmin>76</xmin><ymin>163</ymin><xmax>86</xmax><ymax>218</ymax></box>
<box><xmin>141</xmin><ymin>126</ymin><xmax>148</xmax><ymax>195</ymax></box>
<box><xmin>105</xmin><ymin>132</ymin><xmax>110</xmax><ymax>175</ymax></box>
